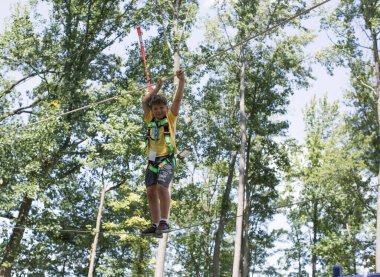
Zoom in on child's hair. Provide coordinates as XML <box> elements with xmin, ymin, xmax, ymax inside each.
<box><xmin>150</xmin><ymin>94</ymin><xmax>168</xmax><ymax>107</ymax></box>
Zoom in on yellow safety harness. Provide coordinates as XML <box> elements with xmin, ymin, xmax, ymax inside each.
<box><xmin>145</xmin><ymin>116</ymin><xmax>176</xmax><ymax>173</ymax></box>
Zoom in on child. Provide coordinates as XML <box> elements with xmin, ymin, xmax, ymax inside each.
<box><xmin>140</xmin><ymin>70</ymin><xmax>185</xmax><ymax>238</ymax></box>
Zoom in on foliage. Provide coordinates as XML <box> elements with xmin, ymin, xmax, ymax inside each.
<box><xmin>0</xmin><ymin>0</ymin><xmax>378</xmax><ymax>276</ymax></box>
<box><xmin>282</xmin><ymin>96</ymin><xmax>373</xmax><ymax>276</ymax></box>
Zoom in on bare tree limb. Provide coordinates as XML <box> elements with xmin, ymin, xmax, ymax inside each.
<box><xmin>0</xmin><ymin>96</ymin><xmax>46</xmax><ymax>122</ymax></box>
<box><xmin>2</xmin><ymin>73</ymin><xmax>40</xmax><ymax>96</ymax></box>
<box><xmin>106</xmin><ymin>180</ymin><xmax>125</xmax><ymax>192</ymax></box>
<box><xmin>359</xmin><ymin>78</ymin><xmax>376</xmax><ymax>93</ymax></box>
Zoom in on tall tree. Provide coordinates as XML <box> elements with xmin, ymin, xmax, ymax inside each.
<box><xmin>320</xmin><ymin>0</ymin><xmax>380</xmax><ymax>270</ymax></box>
<box><xmin>205</xmin><ymin>0</ymin><xmax>315</xmax><ymax>275</ymax></box>
<box><xmin>283</xmin><ymin>96</ymin><xmax>371</xmax><ymax>276</ymax></box>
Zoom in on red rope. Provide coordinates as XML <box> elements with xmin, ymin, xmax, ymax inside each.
<box><xmin>137</xmin><ymin>27</ymin><xmax>153</xmax><ymax>93</ymax></box>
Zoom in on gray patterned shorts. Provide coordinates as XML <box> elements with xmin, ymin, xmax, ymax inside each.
<box><xmin>145</xmin><ymin>155</ymin><xmax>175</xmax><ymax>188</ymax></box>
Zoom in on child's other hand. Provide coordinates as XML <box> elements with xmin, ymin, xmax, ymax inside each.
<box><xmin>176</xmin><ymin>70</ymin><xmax>185</xmax><ymax>81</ymax></box>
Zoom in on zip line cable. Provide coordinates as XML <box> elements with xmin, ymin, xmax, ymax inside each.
<box><xmin>28</xmin><ymin>89</ymin><xmax>145</xmax><ymax>127</ymax></box>
<box><xmin>1</xmin><ymin>0</ymin><xmax>332</xmax><ymax>131</ymax></box>
<box><xmin>1</xmin><ymin>182</ymin><xmax>377</xmax><ymax>236</ymax></box>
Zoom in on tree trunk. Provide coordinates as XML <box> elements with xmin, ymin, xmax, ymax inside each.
<box><xmin>0</xmin><ymin>195</ymin><xmax>33</xmax><ymax>277</ymax></box>
<box><xmin>375</xmin><ymin>60</ymin><xmax>380</xmax><ymax>272</ymax></box>
<box><xmin>311</xmin><ymin>199</ymin><xmax>318</xmax><ymax>277</ymax></box>
<box><xmin>242</xmin><ymin>132</ymin><xmax>252</xmax><ymax>277</ymax></box>
<box><xmin>212</xmin><ymin>151</ymin><xmax>237</xmax><ymax>277</ymax></box>
<box><xmin>298</xmin><ymin>246</ymin><xmax>302</xmax><ymax>276</ymax></box>
<box><xmin>155</xmin><ymin>1</ymin><xmax>182</xmax><ymax>276</ymax></box>
<box><xmin>241</xmin><ymin>193</ymin><xmax>250</xmax><ymax>277</ymax></box>
<box><xmin>370</xmin><ymin>12</ymin><xmax>380</xmax><ymax>274</ymax></box>
<box><xmin>232</xmin><ymin>48</ymin><xmax>247</xmax><ymax>277</ymax></box>
<box><xmin>88</xmin><ymin>182</ymin><xmax>107</xmax><ymax>277</ymax></box>
<box><xmin>358</xmin><ymin>1</ymin><xmax>380</xmax><ymax>270</ymax></box>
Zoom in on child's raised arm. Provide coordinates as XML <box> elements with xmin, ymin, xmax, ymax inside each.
<box><xmin>142</xmin><ymin>79</ymin><xmax>163</xmax><ymax>117</ymax></box>
<box><xmin>171</xmin><ymin>70</ymin><xmax>185</xmax><ymax>116</ymax></box>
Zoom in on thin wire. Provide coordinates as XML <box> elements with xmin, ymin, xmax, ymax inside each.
<box><xmin>1</xmin><ymin>182</ymin><xmax>377</xmax><ymax>236</ymax></box>
<box><xmin>1</xmin><ymin>0</ymin><xmax>332</xmax><ymax>131</ymax></box>
<box><xmin>24</xmin><ymin>88</ymin><xmax>144</xmax><ymax>127</ymax></box>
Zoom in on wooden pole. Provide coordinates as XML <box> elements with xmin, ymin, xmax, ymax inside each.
<box><xmin>88</xmin><ymin>183</ymin><xmax>107</xmax><ymax>277</ymax></box>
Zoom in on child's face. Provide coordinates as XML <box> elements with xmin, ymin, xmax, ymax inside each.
<box><xmin>151</xmin><ymin>103</ymin><xmax>168</xmax><ymax>120</ymax></box>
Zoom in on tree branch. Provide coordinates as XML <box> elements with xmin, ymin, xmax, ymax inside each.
<box><xmin>358</xmin><ymin>78</ymin><xmax>376</xmax><ymax>93</ymax></box>
<box><xmin>106</xmin><ymin>182</ymin><xmax>124</xmax><ymax>192</ymax></box>
<box><xmin>2</xmin><ymin>73</ymin><xmax>40</xmax><ymax>96</ymax></box>
<box><xmin>0</xmin><ymin>96</ymin><xmax>46</xmax><ymax>122</ymax></box>
<box><xmin>0</xmin><ymin>212</ymin><xmax>16</xmax><ymax>220</ymax></box>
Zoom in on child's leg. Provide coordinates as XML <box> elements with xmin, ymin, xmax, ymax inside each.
<box><xmin>156</xmin><ymin>161</ymin><xmax>174</xmax><ymax>221</ymax></box>
<box><xmin>146</xmin><ymin>185</ymin><xmax>161</xmax><ymax>224</ymax></box>
<box><xmin>157</xmin><ymin>184</ymin><xmax>170</xmax><ymax>219</ymax></box>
